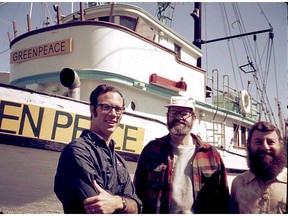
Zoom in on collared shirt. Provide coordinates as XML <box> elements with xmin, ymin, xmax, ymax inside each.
<box><xmin>230</xmin><ymin>168</ymin><xmax>287</xmax><ymax>214</ymax></box>
<box><xmin>54</xmin><ymin>130</ymin><xmax>142</xmax><ymax>213</ymax></box>
<box><xmin>133</xmin><ymin>133</ymin><xmax>230</xmax><ymax>213</ymax></box>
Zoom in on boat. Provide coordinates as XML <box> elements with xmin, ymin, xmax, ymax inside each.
<box><xmin>0</xmin><ymin>2</ymin><xmax>287</xmax><ymax>213</ymax></box>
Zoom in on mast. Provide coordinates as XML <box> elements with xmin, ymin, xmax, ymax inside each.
<box><xmin>191</xmin><ymin>2</ymin><xmax>202</xmax><ymax>68</ymax></box>
<box><xmin>192</xmin><ymin>2</ymin><xmax>273</xmax><ymax>70</ymax></box>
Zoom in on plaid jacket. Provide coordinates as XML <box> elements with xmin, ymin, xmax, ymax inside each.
<box><xmin>133</xmin><ymin>133</ymin><xmax>230</xmax><ymax>213</ymax></box>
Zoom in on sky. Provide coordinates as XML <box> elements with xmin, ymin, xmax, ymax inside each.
<box><xmin>0</xmin><ymin>2</ymin><xmax>287</xmax><ymax>127</ymax></box>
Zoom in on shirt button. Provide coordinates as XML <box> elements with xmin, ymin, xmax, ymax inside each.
<box><xmin>262</xmin><ymin>193</ymin><xmax>269</xmax><ymax>200</ymax></box>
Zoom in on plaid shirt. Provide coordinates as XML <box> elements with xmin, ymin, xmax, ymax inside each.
<box><xmin>133</xmin><ymin>133</ymin><xmax>230</xmax><ymax>213</ymax></box>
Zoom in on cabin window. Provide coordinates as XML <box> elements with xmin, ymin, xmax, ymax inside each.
<box><xmin>98</xmin><ymin>16</ymin><xmax>112</xmax><ymax>22</ymax></box>
<box><xmin>174</xmin><ymin>44</ymin><xmax>181</xmax><ymax>59</ymax></box>
<box><xmin>233</xmin><ymin>124</ymin><xmax>239</xmax><ymax>147</ymax></box>
<box><xmin>241</xmin><ymin>126</ymin><xmax>247</xmax><ymax>147</ymax></box>
<box><xmin>119</xmin><ymin>16</ymin><xmax>137</xmax><ymax>31</ymax></box>
<box><xmin>233</xmin><ymin>124</ymin><xmax>248</xmax><ymax>148</ymax></box>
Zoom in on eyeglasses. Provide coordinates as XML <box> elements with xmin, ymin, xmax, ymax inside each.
<box><xmin>167</xmin><ymin>110</ymin><xmax>193</xmax><ymax>119</ymax></box>
<box><xmin>97</xmin><ymin>103</ymin><xmax>125</xmax><ymax>115</ymax></box>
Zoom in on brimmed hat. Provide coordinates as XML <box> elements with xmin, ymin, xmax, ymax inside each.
<box><xmin>165</xmin><ymin>96</ymin><xmax>196</xmax><ymax>111</ymax></box>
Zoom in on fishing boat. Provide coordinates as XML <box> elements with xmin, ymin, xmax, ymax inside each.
<box><xmin>0</xmin><ymin>2</ymin><xmax>286</xmax><ymax>213</ymax></box>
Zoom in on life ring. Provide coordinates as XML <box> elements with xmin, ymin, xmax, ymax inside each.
<box><xmin>240</xmin><ymin>90</ymin><xmax>251</xmax><ymax>114</ymax></box>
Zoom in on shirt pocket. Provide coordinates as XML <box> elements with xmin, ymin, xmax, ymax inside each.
<box><xmin>147</xmin><ymin>163</ymin><xmax>167</xmax><ymax>191</ymax></box>
<box><xmin>201</xmin><ymin>170</ymin><xmax>219</xmax><ymax>186</ymax></box>
<box><xmin>116</xmin><ymin>158</ymin><xmax>130</xmax><ymax>184</ymax></box>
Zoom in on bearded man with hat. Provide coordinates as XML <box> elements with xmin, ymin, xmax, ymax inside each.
<box><xmin>133</xmin><ymin>96</ymin><xmax>230</xmax><ymax>213</ymax></box>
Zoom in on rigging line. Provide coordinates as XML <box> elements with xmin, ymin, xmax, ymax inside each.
<box><xmin>255</xmin><ymin>74</ymin><xmax>270</xmax><ymax>119</ymax></box>
<box><xmin>252</xmin><ymin>73</ymin><xmax>262</xmax><ymax>120</ymax></box>
<box><xmin>39</xmin><ymin>2</ymin><xmax>50</xmax><ymax>27</ymax></box>
<box><xmin>257</xmin><ymin>37</ymin><xmax>271</xmax><ymax>85</ymax></box>
<box><xmin>231</xmin><ymin>3</ymin><xmax>257</xmax><ymax>91</ymax></box>
<box><xmin>253</xmin><ymin>70</ymin><xmax>271</xmax><ymax>121</ymax></box>
<box><xmin>257</xmin><ymin>3</ymin><xmax>273</xmax><ymax>29</ymax></box>
<box><xmin>227</xmin><ymin>40</ymin><xmax>243</xmax><ymax>89</ymax></box>
<box><xmin>251</xmin><ymin>53</ymin><xmax>265</xmax><ymax>119</ymax></box>
<box><xmin>254</xmin><ymin>36</ymin><xmax>274</xmax><ymax>111</ymax></box>
<box><xmin>234</xmin><ymin>2</ymin><xmax>270</xmax><ymax>84</ymax></box>
<box><xmin>253</xmin><ymin>36</ymin><xmax>267</xmax><ymax>85</ymax></box>
<box><xmin>249</xmin><ymin>3</ymin><xmax>274</xmax><ymax>70</ymax></box>
<box><xmin>249</xmin><ymin>33</ymin><xmax>274</xmax><ymax>120</ymax></box>
<box><xmin>232</xmin><ymin>3</ymin><xmax>251</xmax><ymax>58</ymax></box>
<box><xmin>263</xmin><ymin>82</ymin><xmax>277</xmax><ymax>126</ymax></box>
<box><xmin>250</xmin><ymin>36</ymin><xmax>267</xmax><ymax>84</ymax></box>
<box><xmin>230</xmin><ymin>3</ymin><xmax>250</xmax><ymax>90</ymax></box>
<box><xmin>220</xmin><ymin>3</ymin><xmax>243</xmax><ymax>90</ymax></box>
<box><xmin>45</xmin><ymin>2</ymin><xmax>53</xmax><ymax>26</ymax></box>
<box><xmin>38</xmin><ymin>3</ymin><xmax>45</xmax><ymax>27</ymax></box>
<box><xmin>0</xmin><ymin>28</ymin><xmax>9</xmax><ymax>50</ymax></box>
<box><xmin>0</xmin><ymin>18</ymin><xmax>27</xmax><ymax>33</ymax></box>
<box><xmin>254</xmin><ymin>3</ymin><xmax>275</xmax><ymax>106</ymax></box>
<box><xmin>230</xmin><ymin>4</ymin><xmax>246</xmax><ymax>90</ymax></box>
<box><xmin>271</xmin><ymin>40</ymin><xmax>279</xmax><ymax>99</ymax></box>
<box><xmin>264</xmin><ymin>37</ymin><xmax>273</xmax><ymax>86</ymax></box>
<box><xmin>0</xmin><ymin>48</ymin><xmax>9</xmax><ymax>55</ymax></box>
<box><xmin>262</xmin><ymin>93</ymin><xmax>274</xmax><ymax>123</ymax></box>
<box><xmin>247</xmin><ymin>73</ymin><xmax>255</xmax><ymax>93</ymax></box>
<box><xmin>241</xmin><ymin>27</ymin><xmax>274</xmax><ymax>120</ymax></box>
<box><xmin>232</xmin><ymin>2</ymin><xmax>258</xmax><ymax>89</ymax></box>
<box><xmin>263</xmin><ymin>39</ymin><xmax>277</xmax><ymax>124</ymax></box>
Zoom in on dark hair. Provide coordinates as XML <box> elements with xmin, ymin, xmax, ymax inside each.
<box><xmin>247</xmin><ymin>121</ymin><xmax>283</xmax><ymax>146</ymax></box>
<box><xmin>89</xmin><ymin>84</ymin><xmax>125</xmax><ymax>108</ymax></box>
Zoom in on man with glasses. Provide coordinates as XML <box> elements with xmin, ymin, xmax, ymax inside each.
<box><xmin>54</xmin><ymin>84</ymin><xmax>142</xmax><ymax>214</ymax></box>
<box><xmin>133</xmin><ymin>96</ymin><xmax>229</xmax><ymax>213</ymax></box>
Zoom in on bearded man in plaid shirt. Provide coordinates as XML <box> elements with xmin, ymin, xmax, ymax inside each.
<box><xmin>133</xmin><ymin>96</ymin><xmax>230</xmax><ymax>213</ymax></box>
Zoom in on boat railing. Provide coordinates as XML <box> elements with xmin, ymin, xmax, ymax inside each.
<box><xmin>207</xmin><ymin>69</ymin><xmax>261</xmax><ymax>121</ymax></box>
<box><xmin>207</xmin><ymin>69</ymin><xmax>239</xmax><ymax>114</ymax></box>
<box><xmin>223</xmin><ymin>75</ymin><xmax>261</xmax><ymax>120</ymax></box>
<box><xmin>222</xmin><ymin>74</ymin><xmax>239</xmax><ymax>113</ymax></box>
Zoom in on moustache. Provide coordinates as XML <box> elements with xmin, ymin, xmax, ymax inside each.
<box><xmin>170</xmin><ymin>119</ymin><xmax>186</xmax><ymax>126</ymax></box>
<box><xmin>255</xmin><ymin>150</ymin><xmax>275</xmax><ymax>159</ymax></box>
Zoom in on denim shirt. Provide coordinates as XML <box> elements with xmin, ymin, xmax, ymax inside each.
<box><xmin>54</xmin><ymin>130</ymin><xmax>142</xmax><ymax>213</ymax></box>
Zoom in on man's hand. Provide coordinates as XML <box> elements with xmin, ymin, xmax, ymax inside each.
<box><xmin>83</xmin><ymin>180</ymin><xmax>122</xmax><ymax>214</ymax></box>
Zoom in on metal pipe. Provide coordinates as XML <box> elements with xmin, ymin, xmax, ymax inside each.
<box><xmin>60</xmin><ymin>68</ymin><xmax>81</xmax><ymax>100</ymax></box>
<box><xmin>27</xmin><ymin>14</ymin><xmax>32</xmax><ymax>32</ymax></box>
<box><xmin>201</xmin><ymin>28</ymin><xmax>272</xmax><ymax>44</ymax></box>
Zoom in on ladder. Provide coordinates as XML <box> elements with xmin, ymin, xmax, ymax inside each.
<box><xmin>206</xmin><ymin>120</ymin><xmax>226</xmax><ymax>148</ymax></box>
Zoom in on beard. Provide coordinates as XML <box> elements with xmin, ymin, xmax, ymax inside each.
<box><xmin>248</xmin><ymin>145</ymin><xmax>287</xmax><ymax>181</ymax></box>
<box><xmin>168</xmin><ymin>119</ymin><xmax>193</xmax><ymax>136</ymax></box>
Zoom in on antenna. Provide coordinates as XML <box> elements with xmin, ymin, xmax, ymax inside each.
<box><xmin>157</xmin><ymin>2</ymin><xmax>175</xmax><ymax>27</ymax></box>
